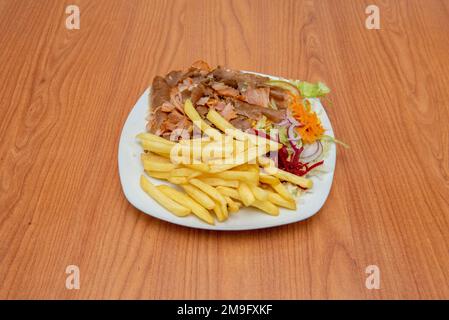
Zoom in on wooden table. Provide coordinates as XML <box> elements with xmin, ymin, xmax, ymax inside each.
<box><xmin>0</xmin><ymin>0</ymin><xmax>448</xmax><ymax>300</ymax></box>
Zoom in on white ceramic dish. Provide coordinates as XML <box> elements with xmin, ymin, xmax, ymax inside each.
<box><xmin>118</xmin><ymin>72</ymin><xmax>336</xmax><ymax>230</ymax></box>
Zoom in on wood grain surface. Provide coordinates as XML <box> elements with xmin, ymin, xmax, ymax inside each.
<box><xmin>0</xmin><ymin>0</ymin><xmax>448</xmax><ymax>299</ymax></box>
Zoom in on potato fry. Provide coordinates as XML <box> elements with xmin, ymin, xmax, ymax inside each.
<box><xmin>272</xmin><ymin>169</ymin><xmax>313</xmax><ymax>189</ymax></box>
<box><xmin>137</xmin><ymin>132</ymin><xmax>176</xmax><ymax>145</ymax></box>
<box><xmin>140</xmin><ymin>175</ymin><xmax>190</xmax><ymax>216</ymax></box>
<box><xmin>142</xmin><ymin>159</ymin><xmax>178</xmax><ymax>172</ymax></box>
<box><xmin>235</xmin><ymin>163</ymin><xmax>259</xmax><ymax>173</ymax></box>
<box><xmin>206</xmin><ymin>109</ymin><xmax>240</xmax><ymax>135</ymax></box>
<box><xmin>184</xmin><ymin>99</ymin><xmax>222</xmax><ymax>140</ymax></box>
<box><xmin>224</xmin><ymin>196</ymin><xmax>240</xmax><ymax>213</ymax></box>
<box><xmin>201</xmin><ymin>141</ymin><xmax>233</xmax><ymax>162</ymax></box>
<box><xmin>141</xmin><ymin>140</ymin><xmax>174</xmax><ymax>154</ymax></box>
<box><xmin>169</xmin><ymin>143</ymin><xmax>203</xmax><ymax>163</ymax></box>
<box><xmin>213</xmin><ymin>170</ymin><xmax>259</xmax><ymax>184</ymax></box>
<box><xmin>207</xmin><ymin>146</ymin><xmax>269</xmax><ymax>167</ymax></box>
<box><xmin>170</xmin><ymin>168</ymin><xmax>201</xmax><ymax>178</ymax></box>
<box><xmin>267</xmin><ymin>191</ymin><xmax>296</xmax><ymax>210</ymax></box>
<box><xmin>257</xmin><ymin>156</ymin><xmax>272</xmax><ymax>167</ymax></box>
<box><xmin>141</xmin><ymin>152</ymin><xmax>171</xmax><ymax>163</ymax></box>
<box><xmin>179</xmin><ymin>137</ymin><xmax>211</xmax><ymax>146</ymax></box>
<box><xmin>238</xmin><ymin>183</ymin><xmax>255</xmax><ymax>206</ymax></box>
<box><xmin>259</xmin><ymin>174</ymin><xmax>280</xmax><ymax>185</ymax></box>
<box><xmin>167</xmin><ymin>176</ymin><xmax>189</xmax><ymax>185</ymax></box>
<box><xmin>157</xmin><ymin>185</ymin><xmax>215</xmax><ymax>224</ymax></box>
<box><xmin>251</xmin><ymin>200</ymin><xmax>279</xmax><ymax>216</ymax></box>
<box><xmin>199</xmin><ymin>178</ymin><xmax>239</xmax><ymax>188</ymax></box>
<box><xmin>183</xmin><ymin>163</ymin><xmax>211</xmax><ymax>173</ymax></box>
<box><xmin>248</xmin><ymin>184</ymin><xmax>268</xmax><ymax>201</ymax></box>
<box><xmin>272</xmin><ymin>181</ymin><xmax>295</xmax><ymax>202</ymax></box>
<box><xmin>144</xmin><ymin>170</ymin><xmax>170</xmax><ymax>180</ymax></box>
<box><xmin>216</xmin><ymin>186</ymin><xmax>241</xmax><ymax>200</ymax></box>
<box><xmin>206</xmin><ymin>109</ymin><xmax>281</xmax><ymax>150</ymax></box>
<box><xmin>212</xmin><ymin>202</ymin><xmax>226</xmax><ymax>222</ymax></box>
<box><xmin>182</xmin><ymin>184</ymin><xmax>215</xmax><ymax>210</ymax></box>
<box><xmin>189</xmin><ymin>179</ymin><xmax>227</xmax><ymax>212</ymax></box>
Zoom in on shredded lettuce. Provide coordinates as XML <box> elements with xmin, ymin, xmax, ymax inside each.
<box><xmin>297</xmin><ymin>81</ymin><xmax>330</xmax><ymax>98</ymax></box>
<box><xmin>278</xmin><ymin>126</ymin><xmax>289</xmax><ymax>146</ymax></box>
<box><xmin>255</xmin><ymin>115</ymin><xmax>268</xmax><ymax>130</ymax></box>
<box><xmin>321</xmin><ymin>134</ymin><xmax>349</xmax><ymax>149</ymax></box>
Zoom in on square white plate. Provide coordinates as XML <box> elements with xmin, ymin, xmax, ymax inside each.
<box><xmin>118</xmin><ymin>72</ymin><xmax>336</xmax><ymax>230</ymax></box>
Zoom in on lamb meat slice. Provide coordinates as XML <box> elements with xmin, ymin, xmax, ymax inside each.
<box><xmin>260</xmin><ymin>107</ymin><xmax>286</xmax><ymax>123</ymax></box>
<box><xmin>234</xmin><ymin>100</ymin><xmax>286</xmax><ymax>123</ymax></box>
<box><xmin>230</xmin><ymin>116</ymin><xmax>252</xmax><ymax>131</ymax></box>
<box><xmin>195</xmin><ymin>105</ymin><xmax>209</xmax><ymax>118</ymax></box>
<box><xmin>219</xmin><ymin>103</ymin><xmax>237</xmax><ymax>121</ymax></box>
<box><xmin>243</xmin><ymin>87</ymin><xmax>270</xmax><ymax>108</ymax></box>
<box><xmin>181</xmin><ymin>89</ymin><xmax>191</xmax><ymax>103</ymax></box>
<box><xmin>214</xmin><ymin>101</ymin><xmax>226</xmax><ymax>112</ymax></box>
<box><xmin>211</xmin><ymin>82</ymin><xmax>240</xmax><ymax>98</ymax></box>
<box><xmin>191</xmin><ymin>60</ymin><xmax>211</xmax><ymax>72</ymax></box>
<box><xmin>165</xmin><ymin>70</ymin><xmax>184</xmax><ymax>87</ymax></box>
<box><xmin>269</xmin><ymin>87</ymin><xmax>289</xmax><ymax>109</ymax></box>
<box><xmin>270</xmin><ymin>86</ymin><xmax>288</xmax><ymax>100</ymax></box>
<box><xmin>191</xmin><ymin>85</ymin><xmax>205</xmax><ymax>104</ymax></box>
<box><xmin>211</xmin><ymin>66</ymin><xmax>270</xmax><ymax>91</ymax></box>
<box><xmin>211</xmin><ymin>66</ymin><xmax>239</xmax><ymax>88</ymax></box>
<box><xmin>234</xmin><ymin>100</ymin><xmax>263</xmax><ymax>120</ymax></box>
<box><xmin>237</xmin><ymin>72</ymin><xmax>270</xmax><ymax>87</ymax></box>
<box><xmin>165</xmin><ymin>109</ymin><xmax>188</xmax><ymax>132</ymax></box>
<box><xmin>196</xmin><ymin>96</ymin><xmax>210</xmax><ymax>106</ymax></box>
<box><xmin>151</xmin><ymin>76</ymin><xmax>171</xmax><ymax>109</ymax></box>
<box><xmin>147</xmin><ymin>108</ymin><xmax>168</xmax><ymax>135</ymax></box>
<box><xmin>161</xmin><ymin>101</ymin><xmax>175</xmax><ymax>112</ymax></box>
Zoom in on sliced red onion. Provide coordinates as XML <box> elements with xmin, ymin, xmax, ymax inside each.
<box><xmin>288</xmin><ymin>124</ymin><xmax>301</xmax><ymax>141</ymax></box>
<box><xmin>286</xmin><ymin>108</ymin><xmax>300</xmax><ymax>126</ymax></box>
<box><xmin>300</xmin><ymin>141</ymin><xmax>323</xmax><ymax>163</ymax></box>
<box><xmin>277</xmin><ymin>119</ymin><xmax>291</xmax><ymax>126</ymax></box>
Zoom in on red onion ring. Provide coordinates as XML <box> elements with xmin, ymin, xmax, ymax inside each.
<box><xmin>288</xmin><ymin>124</ymin><xmax>301</xmax><ymax>141</ymax></box>
<box><xmin>300</xmin><ymin>141</ymin><xmax>323</xmax><ymax>163</ymax></box>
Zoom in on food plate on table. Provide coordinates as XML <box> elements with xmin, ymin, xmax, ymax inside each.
<box><xmin>118</xmin><ymin>61</ymin><xmax>345</xmax><ymax>230</ymax></box>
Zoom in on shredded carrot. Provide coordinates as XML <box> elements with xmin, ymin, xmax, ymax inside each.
<box><xmin>289</xmin><ymin>93</ymin><xmax>324</xmax><ymax>144</ymax></box>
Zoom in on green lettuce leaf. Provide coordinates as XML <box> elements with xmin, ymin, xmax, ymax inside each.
<box><xmin>298</xmin><ymin>81</ymin><xmax>330</xmax><ymax>98</ymax></box>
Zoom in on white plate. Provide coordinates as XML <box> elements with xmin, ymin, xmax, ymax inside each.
<box><xmin>118</xmin><ymin>72</ymin><xmax>336</xmax><ymax>231</ymax></box>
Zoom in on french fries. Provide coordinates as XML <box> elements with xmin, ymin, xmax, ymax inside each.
<box><xmin>238</xmin><ymin>183</ymin><xmax>255</xmax><ymax>206</ymax></box>
<box><xmin>213</xmin><ymin>170</ymin><xmax>259</xmax><ymax>184</ymax></box>
<box><xmin>267</xmin><ymin>191</ymin><xmax>296</xmax><ymax>210</ymax></box>
<box><xmin>272</xmin><ymin>181</ymin><xmax>295</xmax><ymax>202</ymax></box>
<box><xmin>224</xmin><ymin>196</ymin><xmax>240</xmax><ymax>213</ymax></box>
<box><xmin>206</xmin><ymin>108</ymin><xmax>282</xmax><ymax>151</ymax></box>
<box><xmin>273</xmin><ymin>169</ymin><xmax>313</xmax><ymax>189</ymax></box>
<box><xmin>136</xmin><ymin>97</ymin><xmax>318</xmax><ymax>225</ymax></box>
<box><xmin>137</xmin><ymin>132</ymin><xmax>176</xmax><ymax>146</ymax></box>
<box><xmin>145</xmin><ymin>170</ymin><xmax>171</xmax><ymax>180</ymax></box>
<box><xmin>259</xmin><ymin>174</ymin><xmax>279</xmax><ymax>185</ymax></box>
<box><xmin>182</xmin><ymin>184</ymin><xmax>216</xmax><ymax>210</ymax></box>
<box><xmin>143</xmin><ymin>160</ymin><xmax>178</xmax><ymax>172</ymax></box>
<box><xmin>140</xmin><ymin>140</ymin><xmax>173</xmax><ymax>154</ymax></box>
<box><xmin>157</xmin><ymin>185</ymin><xmax>215</xmax><ymax>224</ymax></box>
<box><xmin>189</xmin><ymin>179</ymin><xmax>228</xmax><ymax>217</ymax></box>
<box><xmin>212</xmin><ymin>202</ymin><xmax>226</xmax><ymax>222</ymax></box>
<box><xmin>184</xmin><ymin>99</ymin><xmax>222</xmax><ymax>140</ymax></box>
<box><xmin>248</xmin><ymin>184</ymin><xmax>269</xmax><ymax>201</ymax></box>
<box><xmin>251</xmin><ymin>200</ymin><xmax>279</xmax><ymax>216</ymax></box>
<box><xmin>198</xmin><ymin>177</ymin><xmax>239</xmax><ymax>188</ymax></box>
<box><xmin>140</xmin><ymin>175</ymin><xmax>190</xmax><ymax>216</ymax></box>
<box><xmin>216</xmin><ymin>186</ymin><xmax>241</xmax><ymax>200</ymax></box>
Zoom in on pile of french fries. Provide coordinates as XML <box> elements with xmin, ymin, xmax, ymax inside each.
<box><xmin>137</xmin><ymin>99</ymin><xmax>313</xmax><ymax>225</ymax></box>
